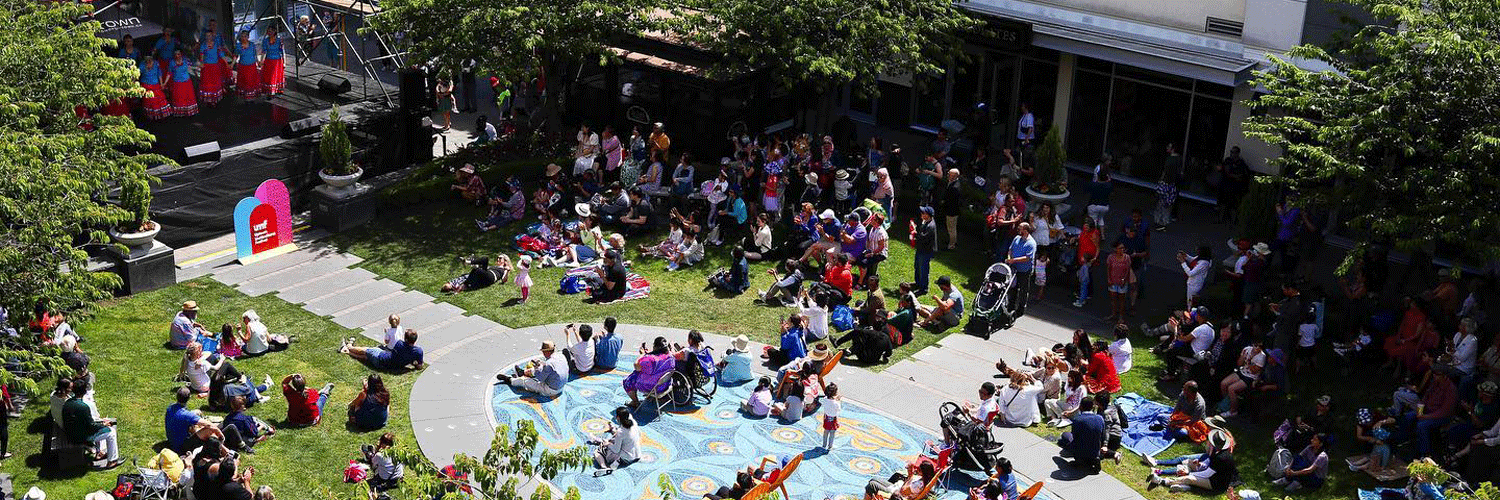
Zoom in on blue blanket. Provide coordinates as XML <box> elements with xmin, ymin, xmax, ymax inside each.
<box><xmin>1359</xmin><ymin>488</ymin><xmax>1407</xmax><ymax>500</ymax></box>
<box><xmin>1114</xmin><ymin>392</ymin><xmax>1176</xmax><ymax>457</ymax></box>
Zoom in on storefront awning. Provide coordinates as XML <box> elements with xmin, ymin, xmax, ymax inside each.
<box><xmin>963</xmin><ymin>0</ymin><xmax>1259</xmax><ymax>86</ymax></box>
<box><xmin>87</xmin><ymin>0</ymin><xmax>165</xmax><ymax>41</ymax></box>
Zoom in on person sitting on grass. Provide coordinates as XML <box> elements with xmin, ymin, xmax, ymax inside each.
<box><xmin>1273</xmin><ymin>432</ymin><xmax>1329</xmax><ymax>492</ymax></box>
<box><xmin>170</xmin><ymin>300</ymin><xmax>209</xmax><ymax>349</ymax></box>
<box><xmin>833</xmin><ymin>313</ymin><xmax>894</xmax><ymax>365</ymax></box>
<box><xmin>239</xmin><ymin>310</ymin><xmax>289</xmax><ymax>357</ymax></box>
<box><xmin>164</xmin><ymin>386</ymin><xmax>225</xmax><ymax>454</ymax></box>
<box><xmin>757</xmin><ymin>259</ymin><xmax>806</xmax><ymax>307</ymax></box>
<box><xmin>220</xmin><ymin>395</ymin><xmax>275</xmax><ymax>453</ymax></box>
<box><xmin>707</xmin><ymin>248</ymin><xmax>751</xmax><ymax>294</ymax></box>
<box><xmin>916</xmin><ymin>276</ymin><xmax>965</xmax><ymax>332</ymax></box>
<box><xmin>666</xmin><ymin>229</ymin><xmax>705</xmax><ymax>271</ymax></box>
<box><xmin>341</xmin><ymin>329</ymin><xmax>426</xmax><ymax>371</ymax></box>
<box><xmin>366</xmin><ymin>432</ymin><xmax>405</xmax><ymax>494</ymax></box>
<box><xmin>183</xmin><ymin>341</ymin><xmax>223</xmax><ymax>395</ymax></box>
<box><xmin>496</xmin><ymin>341</ymin><xmax>569</xmax><ymax>398</ymax></box>
<box><xmin>281</xmin><ymin>373</ymin><xmax>333</xmax><ymax>427</ymax></box>
<box><xmin>1162</xmin><ymin>380</ymin><xmax>1208</xmax><ymax>442</ymax></box>
<box><xmin>1146</xmin><ymin>430</ymin><xmax>1237</xmax><ymax>494</ymax></box>
<box><xmin>450</xmin><ymin>164</ymin><xmax>484</xmax><ymax>204</ymax></box>
<box><xmin>590</xmin><ymin>250</ymin><xmax>630</xmax><ymax>303</ymax></box>
<box><xmin>622</xmin><ymin>337</ymin><xmax>676</xmax><ymax>409</ymax></box>
<box><xmin>590</xmin><ymin>406</ymin><xmax>641</xmax><ymax>474</ymax></box>
<box><xmin>1085</xmin><ymin>340</ymin><xmax>1121</xmax><ymax>394</ymax></box>
<box><xmin>476</xmin><ymin>181</ymin><xmax>525</xmax><ymax>232</ymax></box>
<box><xmin>348</xmin><ymin>374</ymin><xmax>391</xmax><ymax>431</ymax></box>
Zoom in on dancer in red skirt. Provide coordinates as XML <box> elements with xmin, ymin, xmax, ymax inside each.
<box><xmin>197</xmin><ymin>28</ymin><xmax>229</xmax><ymax>106</ymax></box>
<box><xmin>138</xmin><ymin>51</ymin><xmax>172</xmax><ymax>120</ymax></box>
<box><xmin>235</xmin><ymin>31</ymin><xmax>262</xmax><ymax>100</ymax></box>
<box><xmin>260</xmin><ymin>25</ymin><xmax>286</xmax><ymax>96</ymax></box>
<box><xmin>109</xmin><ymin>35</ymin><xmax>141</xmax><ymax>116</ymax></box>
<box><xmin>167</xmin><ymin>50</ymin><xmax>198</xmax><ymax>117</ymax></box>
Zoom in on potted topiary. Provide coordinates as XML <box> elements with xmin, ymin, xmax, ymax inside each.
<box><xmin>1025</xmin><ymin>126</ymin><xmax>1070</xmax><ymax>203</ymax></box>
<box><xmin>108</xmin><ymin>176</ymin><xmax>159</xmax><ymax>249</ymax></box>
<box><xmin>318</xmin><ymin>106</ymin><xmax>361</xmax><ymax>189</ymax></box>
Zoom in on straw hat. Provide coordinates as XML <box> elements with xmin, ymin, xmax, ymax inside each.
<box><xmin>731</xmin><ymin>335</ymin><xmax>750</xmax><ymax>352</ymax></box>
<box><xmin>459</xmin><ymin>164</ymin><xmax>475</xmax><ymax>174</ymax></box>
<box><xmin>1252</xmin><ymin>242</ymin><xmax>1271</xmax><ymax>256</ymax></box>
<box><xmin>182</xmin><ymin>301</ymin><xmax>199</xmax><ymax>311</ymax></box>
<box><xmin>545</xmin><ymin>163</ymin><xmax>562</xmax><ymax>177</ymax></box>
<box><xmin>808</xmin><ymin>343</ymin><xmax>832</xmax><ymax>361</ymax></box>
<box><xmin>574</xmin><ymin>203</ymin><xmax>592</xmax><ymax>218</ymax></box>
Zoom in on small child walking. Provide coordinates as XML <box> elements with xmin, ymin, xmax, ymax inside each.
<box><xmin>1033</xmin><ymin>253</ymin><xmax>1051</xmax><ymax>300</ymax></box>
<box><xmin>515</xmin><ymin>255</ymin><xmax>534</xmax><ymax>303</ymax></box>
<box><xmin>820</xmin><ymin>383</ymin><xmax>842</xmax><ymax>450</ymax></box>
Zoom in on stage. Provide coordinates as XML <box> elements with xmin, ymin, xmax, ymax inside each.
<box><xmin>138</xmin><ymin>60</ymin><xmax>409</xmax><ymax>247</ymax></box>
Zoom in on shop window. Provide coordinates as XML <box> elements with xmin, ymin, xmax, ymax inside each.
<box><xmin>1066</xmin><ymin>69</ymin><xmax>1111</xmax><ymax>164</ymax></box>
<box><xmin>912</xmin><ymin>73</ymin><xmax>946</xmax><ymax>131</ymax></box>
<box><xmin>1115</xmin><ymin>65</ymin><xmax>1193</xmax><ymax>91</ymax></box>
<box><xmin>1019</xmin><ymin>59</ymin><xmax>1058</xmax><ymax>138</ymax></box>
<box><xmin>1105</xmin><ymin>78</ymin><xmax>1190</xmax><ymax>180</ymax></box>
<box><xmin>948</xmin><ymin>57</ymin><xmax>984</xmax><ymax>128</ymax></box>
<box><xmin>1182</xmin><ymin>97</ymin><xmax>1232</xmax><ymax>195</ymax></box>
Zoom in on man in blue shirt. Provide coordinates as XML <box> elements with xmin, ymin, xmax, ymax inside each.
<box><xmin>762</xmin><ymin>315</ymin><xmax>807</xmax><ymax>369</ymax></box>
<box><xmin>165</xmin><ymin>386</ymin><xmax>222</xmax><ymax>453</ymax></box>
<box><xmin>342</xmin><ymin>329</ymin><xmax>425</xmax><ymax>370</ymax></box>
<box><xmin>1007</xmin><ymin>222</ymin><xmax>1038</xmax><ymax>316</ymax></box>
<box><xmin>496</xmin><ymin>341</ymin><xmax>569</xmax><ymax>398</ymax></box>
<box><xmin>594</xmin><ymin>317</ymin><xmax>624</xmax><ymax>371</ymax></box>
<box><xmin>1058</xmin><ymin>398</ymin><xmax>1106</xmax><ymax>473</ymax></box>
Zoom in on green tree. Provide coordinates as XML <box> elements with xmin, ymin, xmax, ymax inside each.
<box><xmin>387</xmin><ymin>420</ymin><xmax>588</xmax><ymax>500</ymax></box>
<box><xmin>321</xmin><ymin>106</ymin><xmax>355</xmax><ymax>175</ymax></box>
<box><xmin>363</xmin><ymin>0</ymin><xmax>658</xmax><ymax>129</ymax></box>
<box><xmin>0</xmin><ymin>1</ymin><xmax>170</xmax><ymax>319</ymax></box>
<box><xmin>672</xmin><ymin>0</ymin><xmax>980</xmax><ymax>96</ymax></box>
<box><xmin>1031</xmin><ymin>126</ymin><xmax>1068</xmax><ymax>194</ymax></box>
<box><xmin>1243</xmin><ymin>0</ymin><xmax>1500</xmax><ymax>271</ymax></box>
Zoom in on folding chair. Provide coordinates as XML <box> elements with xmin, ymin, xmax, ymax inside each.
<box><xmin>133</xmin><ymin>457</ymin><xmax>174</xmax><ymax>500</ymax></box>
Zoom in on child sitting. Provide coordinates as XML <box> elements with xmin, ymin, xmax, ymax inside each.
<box><xmin>741</xmin><ymin>376</ymin><xmax>773</xmax><ymax>417</ymax></box>
<box><xmin>666</xmin><ymin>229</ymin><xmax>704</xmax><ymax>271</ymax></box>
<box><xmin>771</xmin><ymin>379</ymin><xmax>806</xmax><ymax>421</ymax></box>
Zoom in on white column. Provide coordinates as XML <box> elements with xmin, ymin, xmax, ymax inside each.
<box><xmin>1051</xmin><ymin>54</ymin><xmax>1076</xmax><ymax>141</ymax></box>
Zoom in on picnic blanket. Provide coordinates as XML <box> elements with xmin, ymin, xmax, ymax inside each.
<box><xmin>1358</xmin><ymin>488</ymin><xmax>1407</xmax><ymax>500</ymax></box>
<box><xmin>1114</xmin><ymin>392</ymin><xmax>1176</xmax><ymax>457</ymax></box>
<box><xmin>561</xmin><ymin>265</ymin><xmax>652</xmax><ymax>301</ymax></box>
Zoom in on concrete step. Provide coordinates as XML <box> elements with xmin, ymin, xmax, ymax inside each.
<box><xmin>419</xmin><ymin>315</ymin><xmax>502</xmax><ymax>350</ymax></box>
<box><xmin>236</xmin><ymin>253</ymin><xmax>363</xmax><ymax>296</ymax></box>
<box><xmin>332</xmin><ymin>291</ymin><xmax>434</xmax><ymax>329</ymax></box>
<box><xmin>357</xmin><ymin>302</ymin><xmax>466</xmax><ymax>340</ymax></box>
<box><xmin>303</xmin><ymin>279</ymin><xmax>403</xmax><ymax>316</ymax></box>
<box><xmin>211</xmin><ymin>247</ymin><xmax>325</xmax><ymax>285</ymax></box>
<box><xmin>882</xmin><ymin>359</ymin><xmax>973</xmax><ymax>403</ymax></box>
<box><xmin>275</xmin><ymin>267</ymin><xmax>378</xmax><ymax>304</ymax></box>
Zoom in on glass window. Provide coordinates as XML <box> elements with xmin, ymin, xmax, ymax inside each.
<box><xmin>1115</xmin><ymin>65</ymin><xmax>1193</xmax><ymax>90</ymax></box>
<box><xmin>948</xmin><ymin>56</ymin><xmax>984</xmax><ymax>127</ymax></box>
<box><xmin>876</xmin><ymin>81</ymin><xmax>912</xmax><ymax>128</ymax></box>
<box><xmin>1066</xmin><ymin>69</ymin><xmax>1111</xmax><ymax>163</ymax></box>
<box><xmin>1195</xmin><ymin>81</ymin><xmax>1235</xmax><ymax>100</ymax></box>
<box><xmin>1077</xmin><ymin>56</ymin><xmax>1113</xmax><ymax>74</ymax></box>
<box><xmin>1105</xmin><ymin>78</ymin><xmax>1190</xmax><ymax>181</ymax></box>
<box><xmin>1019</xmin><ymin>59</ymin><xmax>1058</xmax><ymax>139</ymax></box>
<box><xmin>1181</xmin><ymin>96</ymin><xmax>1232</xmax><ymax>196</ymax></box>
<box><xmin>850</xmin><ymin>86</ymin><xmax>875</xmax><ymax>116</ymax></box>
<box><xmin>912</xmin><ymin>73</ymin><xmax>947</xmax><ymax>130</ymax></box>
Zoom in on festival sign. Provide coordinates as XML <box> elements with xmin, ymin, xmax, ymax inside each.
<box><xmin>233</xmin><ymin>179</ymin><xmax>296</xmax><ymax>263</ymax></box>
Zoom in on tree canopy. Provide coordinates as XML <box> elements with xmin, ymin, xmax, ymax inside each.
<box><xmin>0</xmin><ymin>1</ymin><xmax>168</xmax><ymax>318</ymax></box>
<box><xmin>673</xmin><ymin>0</ymin><xmax>979</xmax><ymax>95</ymax></box>
<box><xmin>1244</xmin><ymin>0</ymin><xmax>1500</xmax><ymax>269</ymax></box>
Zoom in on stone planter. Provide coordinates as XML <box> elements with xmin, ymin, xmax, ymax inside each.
<box><xmin>1025</xmin><ymin>185</ymin><xmax>1070</xmax><ymax>204</ymax></box>
<box><xmin>319</xmin><ymin>166</ymin><xmax>363</xmax><ymax>190</ymax></box>
<box><xmin>108</xmin><ymin>223</ymin><xmax>160</xmax><ymax>249</ymax></box>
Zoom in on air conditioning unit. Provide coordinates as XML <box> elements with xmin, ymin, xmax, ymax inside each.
<box><xmin>1206</xmin><ymin>17</ymin><xmax>1244</xmax><ymax>37</ymax></box>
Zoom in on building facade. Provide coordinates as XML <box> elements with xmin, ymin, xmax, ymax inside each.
<box><xmin>837</xmin><ymin>0</ymin><xmax>1363</xmax><ymax>202</ymax></box>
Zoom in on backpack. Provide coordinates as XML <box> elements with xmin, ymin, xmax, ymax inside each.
<box><xmin>1265</xmin><ymin>448</ymin><xmax>1292</xmax><ymax>479</ymax></box>
<box><xmin>829</xmin><ymin>304</ymin><xmax>855</xmax><ymax>332</ymax></box>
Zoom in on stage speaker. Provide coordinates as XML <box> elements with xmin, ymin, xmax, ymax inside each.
<box><xmin>281</xmin><ymin>117</ymin><xmax>323</xmax><ymax>138</ymax></box>
<box><xmin>318</xmin><ymin>74</ymin><xmax>352</xmax><ymax>95</ymax></box>
<box><xmin>402</xmin><ymin>112</ymin><xmax>433</xmax><ymax>164</ymax></box>
<box><xmin>181</xmin><ymin>141</ymin><xmax>221</xmax><ymax>163</ymax></box>
<box><xmin>399</xmin><ymin>68</ymin><xmax>428</xmax><ymax>113</ymax></box>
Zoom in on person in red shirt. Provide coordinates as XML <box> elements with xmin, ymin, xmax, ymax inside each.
<box><xmin>1073</xmin><ymin>218</ymin><xmax>1102</xmax><ymax>308</ymax></box>
<box><xmin>1085</xmin><ymin>341</ymin><xmax>1121</xmax><ymax>394</ymax></box>
<box><xmin>281</xmin><ymin>374</ymin><xmax>333</xmax><ymax>426</ymax></box>
<box><xmin>823</xmin><ymin>252</ymin><xmax>854</xmax><ymax>298</ymax></box>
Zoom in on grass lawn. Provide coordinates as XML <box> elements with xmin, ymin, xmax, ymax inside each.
<box><xmin>330</xmin><ymin>200</ymin><xmax>990</xmax><ymax>370</ymax></box>
<box><xmin>0</xmin><ymin>279</ymin><xmax>416</xmax><ymax>500</ymax></box>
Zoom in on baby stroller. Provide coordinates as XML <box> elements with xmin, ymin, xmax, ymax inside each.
<box><xmin>937</xmin><ymin>402</ymin><xmax>1006</xmax><ymax>473</ymax></box>
<box><xmin>964</xmin><ymin>262</ymin><xmax>1018</xmax><ymax>339</ymax></box>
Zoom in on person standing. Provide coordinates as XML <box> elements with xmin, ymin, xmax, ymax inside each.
<box><xmin>1074</xmin><ymin>218</ymin><xmax>1101</xmax><ymax>308</ymax></box>
<box><xmin>1179</xmin><ymin>246</ymin><xmax>1212</xmax><ymax>309</ymax></box>
<box><xmin>259</xmin><ymin>25</ymin><xmax>285</xmax><ymax>96</ymax></box>
<box><xmin>601</xmin><ymin>126</ymin><xmax>623</xmax><ymax>183</ymax></box>
<box><xmin>911</xmin><ymin>207</ymin><xmax>938</xmax><ymax>296</ymax></box>
<box><xmin>1016</xmin><ymin>103</ymin><xmax>1035</xmax><ymax>152</ymax></box>
<box><xmin>940</xmin><ymin>168</ymin><xmax>963</xmax><ymax>250</ymax></box>
<box><xmin>234</xmin><ymin>31</ymin><xmax>262</xmax><ymax>100</ymax></box>
<box><xmin>459</xmin><ymin>59</ymin><xmax>477</xmax><ymax>112</ymax></box>
<box><xmin>139</xmin><ymin>52</ymin><xmax>174</xmax><ymax>120</ymax></box>
<box><xmin>435</xmin><ymin>76</ymin><xmax>457</xmax><ymax>130</ymax></box>
<box><xmin>1217</xmin><ymin>146</ymin><xmax>1250</xmax><ymax>222</ymax></box>
<box><xmin>1154</xmin><ymin>143</ymin><xmax>1182</xmax><ymax>231</ymax></box>
<box><xmin>197</xmin><ymin>29</ymin><xmax>229</xmax><ymax>106</ymax></box>
<box><xmin>871</xmin><ymin>168</ymin><xmax>895</xmax><ymax>221</ymax></box>
<box><xmin>1007</xmin><ymin>223</ymin><xmax>1038</xmax><ymax>317</ymax></box>
<box><xmin>167</xmin><ymin>50</ymin><xmax>198</xmax><ymax>117</ymax></box>
<box><xmin>1087</xmin><ymin>163</ymin><xmax>1114</xmax><ymax>228</ymax></box>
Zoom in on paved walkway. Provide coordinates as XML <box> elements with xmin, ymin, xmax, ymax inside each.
<box><xmin>186</xmin><ymin>242</ymin><xmax>1144</xmax><ymax>500</ymax></box>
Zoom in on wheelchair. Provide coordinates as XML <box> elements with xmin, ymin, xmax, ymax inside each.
<box><xmin>651</xmin><ymin>347</ymin><xmax>721</xmax><ymax>412</ymax></box>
